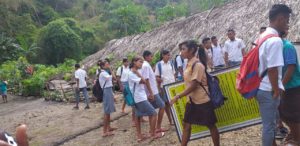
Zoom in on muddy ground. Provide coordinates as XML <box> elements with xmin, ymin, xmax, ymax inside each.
<box><xmin>0</xmin><ymin>94</ymin><xmax>284</xmax><ymax>146</ymax></box>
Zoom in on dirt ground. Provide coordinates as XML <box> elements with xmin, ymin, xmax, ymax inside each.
<box><xmin>0</xmin><ymin>94</ymin><xmax>284</xmax><ymax>146</ymax></box>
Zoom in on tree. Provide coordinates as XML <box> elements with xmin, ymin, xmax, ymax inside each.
<box><xmin>37</xmin><ymin>18</ymin><xmax>82</xmax><ymax>65</ymax></box>
<box><xmin>0</xmin><ymin>34</ymin><xmax>23</xmax><ymax>64</ymax></box>
<box><xmin>108</xmin><ymin>2</ymin><xmax>151</xmax><ymax>37</ymax></box>
<box><xmin>156</xmin><ymin>3</ymin><xmax>188</xmax><ymax>24</ymax></box>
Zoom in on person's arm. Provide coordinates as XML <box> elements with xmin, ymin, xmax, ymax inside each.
<box><xmin>75</xmin><ymin>73</ymin><xmax>79</xmax><ymax>89</ymax></box>
<box><xmin>170</xmin><ymin>80</ymin><xmax>198</xmax><ymax>105</ymax></box>
<box><xmin>241</xmin><ymin>40</ymin><xmax>246</xmax><ymax>56</ymax></box>
<box><xmin>282</xmin><ymin>64</ymin><xmax>296</xmax><ymax>85</ymax></box>
<box><xmin>143</xmin><ymin>67</ymin><xmax>154</xmax><ymax>100</ymax></box>
<box><xmin>178</xmin><ymin>67</ymin><xmax>183</xmax><ymax>77</ymax></box>
<box><xmin>224</xmin><ymin>52</ymin><xmax>229</xmax><ymax>67</ymax></box>
<box><xmin>154</xmin><ymin>64</ymin><xmax>162</xmax><ymax>86</ymax></box>
<box><xmin>116</xmin><ymin>67</ymin><xmax>123</xmax><ymax>91</ymax></box>
<box><xmin>242</xmin><ymin>48</ymin><xmax>246</xmax><ymax>56</ymax></box>
<box><xmin>268</xmin><ymin>67</ymin><xmax>281</xmax><ymax>98</ymax></box>
<box><xmin>224</xmin><ymin>43</ymin><xmax>229</xmax><ymax>66</ymax></box>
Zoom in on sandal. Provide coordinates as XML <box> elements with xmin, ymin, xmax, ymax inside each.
<box><xmin>155</xmin><ymin>128</ymin><xmax>169</xmax><ymax>133</ymax></box>
<box><xmin>152</xmin><ymin>132</ymin><xmax>165</xmax><ymax>139</ymax></box>
<box><xmin>137</xmin><ymin>134</ymin><xmax>150</xmax><ymax>143</ymax></box>
<box><xmin>109</xmin><ymin>127</ymin><xmax>118</xmax><ymax>132</ymax></box>
<box><xmin>102</xmin><ymin>132</ymin><xmax>115</xmax><ymax>137</ymax></box>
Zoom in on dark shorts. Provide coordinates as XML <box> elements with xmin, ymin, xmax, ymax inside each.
<box><xmin>279</xmin><ymin>86</ymin><xmax>300</xmax><ymax>123</ymax></box>
<box><xmin>150</xmin><ymin>94</ymin><xmax>165</xmax><ymax>109</ymax></box>
<box><xmin>1</xmin><ymin>91</ymin><xmax>7</xmax><ymax>96</ymax></box>
<box><xmin>183</xmin><ymin>100</ymin><xmax>217</xmax><ymax>126</ymax></box>
<box><xmin>134</xmin><ymin>100</ymin><xmax>157</xmax><ymax>117</ymax></box>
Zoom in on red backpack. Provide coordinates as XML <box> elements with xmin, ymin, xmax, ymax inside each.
<box><xmin>236</xmin><ymin>34</ymin><xmax>278</xmax><ymax>99</ymax></box>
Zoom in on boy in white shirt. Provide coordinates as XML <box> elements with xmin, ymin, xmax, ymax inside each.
<box><xmin>74</xmin><ymin>64</ymin><xmax>90</xmax><ymax>109</ymax></box>
<box><xmin>155</xmin><ymin>49</ymin><xmax>176</xmax><ymax>125</ymax></box>
<box><xmin>142</xmin><ymin>50</ymin><xmax>169</xmax><ymax>132</ymax></box>
<box><xmin>116</xmin><ymin>58</ymin><xmax>130</xmax><ymax>113</ymax></box>
<box><xmin>224</xmin><ymin>29</ymin><xmax>246</xmax><ymax>67</ymax></box>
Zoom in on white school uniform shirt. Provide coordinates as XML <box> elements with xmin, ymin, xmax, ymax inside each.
<box><xmin>99</xmin><ymin>70</ymin><xmax>113</xmax><ymax>88</ymax></box>
<box><xmin>175</xmin><ymin>55</ymin><xmax>184</xmax><ymax>77</ymax></box>
<box><xmin>75</xmin><ymin>69</ymin><xmax>87</xmax><ymax>88</ymax></box>
<box><xmin>212</xmin><ymin>44</ymin><xmax>225</xmax><ymax>66</ymax></box>
<box><xmin>141</xmin><ymin>61</ymin><xmax>159</xmax><ymax>95</ymax></box>
<box><xmin>224</xmin><ymin>38</ymin><xmax>246</xmax><ymax>62</ymax></box>
<box><xmin>258</xmin><ymin>27</ymin><xmax>284</xmax><ymax>91</ymax></box>
<box><xmin>116</xmin><ymin>65</ymin><xmax>130</xmax><ymax>82</ymax></box>
<box><xmin>155</xmin><ymin>60</ymin><xmax>176</xmax><ymax>88</ymax></box>
<box><xmin>128</xmin><ymin>70</ymin><xmax>147</xmax><ymax>103</ymax></box>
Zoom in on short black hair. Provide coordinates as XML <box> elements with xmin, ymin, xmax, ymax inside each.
<box><xmin>228</xmin><ymin>29</ymin><xmax>235</xmax><ymax>33</ymax></box>
<box><xmin>260</xmin><ymin>27</ymin><xmax>267</xmax><ymax>30</ymax></box>
<box><xmin>75</xmin><ymin>64</ymin><xmax>80</xmax><ymax>68</ymax></box>
<box><xmin>122</xmin><ymin>57</ymin><xmax>128</xmax><ymax>63</ymax></box>
<box><xmin>211</xmin><ymin>36</ymin><xmax>217</xmax><ymax>40</ymax></box>
<box><xmin>202</xmin><ymin>37</ymin><xmax>211</xmax><ymax>44</ymax></box>
<box><xmin>143</xmin><ymin>50</ymin><xmax>152</xmax><ymax>58</ymax></box>
<box><xmin>269</xmin><ymin>4</ymin><xmax>292</xmax><ymax>21</ymax></box>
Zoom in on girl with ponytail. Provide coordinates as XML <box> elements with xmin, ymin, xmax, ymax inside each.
<box><xmin>170</xmin><ymin>40</ymin><xmax>220</xmax><ymax>146</ymax></box>
<box><xmin>128</xmin><ymin>56</ymin><xmax>164</xmax><ymax>142</ymax></box>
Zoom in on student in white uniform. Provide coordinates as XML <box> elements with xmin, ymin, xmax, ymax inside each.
<box><xmin>74</xmin><ymin>64</ymin><xmax>90</xmax><ymax>109</ymax></box>
<box><xmin>142</xmin><ymin>50</ymin><xmax>169</xmax><ymax>133</ymax></box>
<box><xmin>211</xmin><ymin>36</ymin><xmax>225</xmax><ymax>69</ymax></box>
<box><xmin>155</xmin><ymin>49</ymin><xmax>176</xmax><ymax>125</ymax></box>
<box><xmin>223</xmin><ymin>29</ymin><xmax>246</xmax><ymax>67</ymax></box>
<box><xmin>99</xmin><ymin>60</ymin><xmax>117</xmax><ymax>137</ymax></box>
<box><xmin>116</xmin><ymin>58</ymin><xmax>130</xmax><ymax>113</ymax></box>
<box><xmin>128</xmin><ymin>56</ymin><xmax>164</xmax><ymax>142</ymax></box>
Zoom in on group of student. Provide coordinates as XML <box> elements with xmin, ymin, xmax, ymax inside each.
<box><xmin>69</xmin><ymin>3</ymin><xmax>300</xmax><ymax>146</ymax></box>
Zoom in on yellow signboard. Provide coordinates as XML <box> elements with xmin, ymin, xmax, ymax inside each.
<box><xmin>164</xmin><ymin>66</ymin><xmax>261</xmax><ymax>141</ymax></box>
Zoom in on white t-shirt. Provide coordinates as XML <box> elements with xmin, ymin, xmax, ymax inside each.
<box><xmin>75</xmin><ymin>69</ymin><xmax>87</xmax><ymax>88</ymax></box>
<box><xmin>128</xmin><ymin>70</ymin><xmax>147</xmax><ymax>103</ymax></box>
<box><xmin>175</xmin><ymin>55</ymin><xmax>184</xmax><ymax>77</ymax></box>
<box><xmin>224</xmin><ymin>38</ymin><xmax>246</xmax><ymax>62</ymax></box>
<box><xmin>99</xmin><ymin>70</ymin><xmax>113</xmax><ymax>88</ymax></box>
<box><xmin>116</xmin><ymin>65</ymin><xmax>130</xmax><ymax>82</ymax></box>
<box><xmin>141</xmin><ymin>61</ymin><xmax>159</xmax><ymax>95</ymax></box>
<box><xmin>258</xmin><ymin>27</ymin><xmax>284</xmax><ymax>91</ymax></box>
<box><xmin>212</xmin><ymin>44</ymin><xmax>225</xmax><ymax>66</ymax></box>
<box><xmin>155</xmin><ymin>60</ymin><xmax>176</xmax><ymax>88</ymax></box>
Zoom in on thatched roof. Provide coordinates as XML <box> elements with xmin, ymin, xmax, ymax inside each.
<box><xmin>82</xmin><ymin>0</ymin><xmax>300</xmax><ymax>68</ymax></box>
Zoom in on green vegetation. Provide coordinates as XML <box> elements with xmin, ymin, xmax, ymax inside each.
<box><xmin>0</xmin><ymin>0</ymin><xmax>232</xmax><ymax>98</ymax></box>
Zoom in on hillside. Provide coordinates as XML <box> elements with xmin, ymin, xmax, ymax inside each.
<box><xmin>82</xmin><ymin>0</ymin><xmax>300</xmax><ymax>68</ymax></box>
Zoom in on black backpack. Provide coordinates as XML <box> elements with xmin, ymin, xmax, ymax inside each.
<box><xmin>92</xmin><ymin>69</ymin><xmax>106</xmax><ymax>102</ymax></box>
<box><xmin>192</xmin><ymin>61</ymin><xmax>227</xmax><ymax>109</ymax></box>
<box><xmin>174</xmin><ymin>55</ymin><xmax>184</xmax><ymax>72</ymax></box>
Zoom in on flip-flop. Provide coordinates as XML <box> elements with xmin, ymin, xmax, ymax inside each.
<box><xmin>109</xmin><ymin>127</ymin><xmax>118</xmax><ymax>131</ymax></box>
<box><xmin>137</xmin><ymin>135</ymin><xmax>150</xmax><ymax>143</ymax></box>
<box><xmin>152</xmin><ymin>132</ymin><xmax>165</xmax><ymax>139</ymax></box>
<box><xmin>102</xmin><ymin>132</ymin><xmax>115</xmax><ymax>137</ymax></box>
<box><xmin>155</xmin><ymin>128</ymin><xmax>169</xmax><ymax>133</ymax></box>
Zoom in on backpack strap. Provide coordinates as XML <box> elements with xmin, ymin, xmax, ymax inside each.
<box><xmin>157</xmin><ymin>62</ymin><xmax>162</xmax><ymax>77</ymax></box>
<box><xmin>191</xmin><ymin>61</ymin><xmax>211</xmax><ymax>97</ymax></box>
<box><xmin>121</xmin><ymin>66</ymin><xmax>123</xmax><ymax>77</ymax></box>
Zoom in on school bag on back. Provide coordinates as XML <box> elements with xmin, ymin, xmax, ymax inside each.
<box><xmin>123</xmin><ymin>83</ymin><xmax>136</xmax><ymax>106</ymax></box>
<box><xmin>236</xmin><ymin>34</ymin><xmax>278</xmax><ymax>99</ymax></box>
<box><xmin>192</xmin><ymin>62</ymin><xmax>227</xmax><ymax>109</ymax></box>
<box><xmin>92</xmin><ymin>70</ymin><xmax>106</xmax><ymax>102</ymax></box>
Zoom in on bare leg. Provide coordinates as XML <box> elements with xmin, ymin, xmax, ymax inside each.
<box><xmin>103</xmin><ymin>114</ymin><xmax>110</xmax><ymax>135</ymax></box>
<box><xmin>136</xmin><ymin>117</ymin><xmax>142</xmax><ymax>139</ymax></box>
<box><xmin>149</xmin><ymin>115</ymin><xmax>157</xmax><ymax>136</ymax></box>
<box><xmin>208</xmin><ymin>125</ymin><xmax>220</xmax><ymax>146</ymax></box>
<box><xmin>156</xmin><ymin>108</ymin><xmax>165</xmax><ymax>130</ymax></box>
<box><xmin>121</xmin><ymin>101</ymin><xmax>126</xmax><ymax>113</ymax></box>
<box><xmin>165</xmin><ymin>102</ymin><xmax>173</xmax><ymax>125</ymax></box>
<box><xmin>181</xmin><ymin>122</ymin><xmax>192</xmax><ymax>146</ymax></box>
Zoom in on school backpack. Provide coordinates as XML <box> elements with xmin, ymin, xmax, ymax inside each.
<box><xmin>157</xmin><ymin>61</ymin><xmax>174</xmax><ymax>77</ymax></box>
<box><xmin>123</xmin><ymin>83</ymin><xmax>136</xmax><ymax>106</ymax></box>
<box><xmin>92</xmin><ymin>69</ymin><xmax>106</xmax><ymax>102</ymax></box>
<box><xmin>236</xmin><ymin>34</ymin><xmax>278</xmax><ymax>99</ymax></box>
<box><xmin>174</xmin><ymin>55</ymin><xmax>184</xmax><ymax>72</ymax></box>
<box><xmin>192</xmin><ymin>61</ymin><xmax>227</xmax><ymax>109</ymax></box>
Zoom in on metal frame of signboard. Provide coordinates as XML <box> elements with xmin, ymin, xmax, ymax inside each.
<box><xmin>163</xmin><ymin>66</ymin><xmax>262</xmax><ymax>142</ymax></box>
